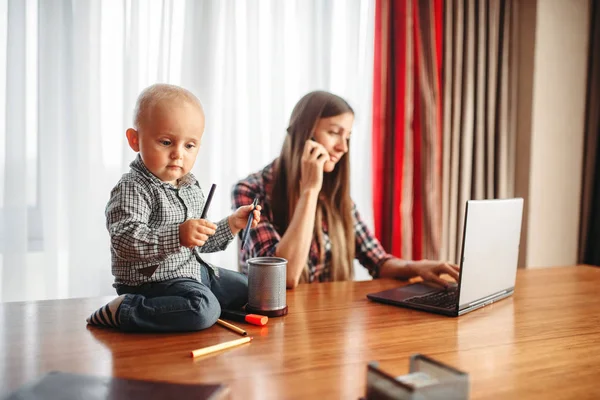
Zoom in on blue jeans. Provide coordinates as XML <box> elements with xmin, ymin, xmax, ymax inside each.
<box><xmin>115</xmin><ymin>266</ymin><xmax>248</xmax><ymax>332</ymax></box>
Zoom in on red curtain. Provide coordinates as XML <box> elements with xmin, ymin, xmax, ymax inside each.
<box><xmin>372</xmin><ymin>0</ymin><xmax>444</xmax><ymax>260</ymax></box>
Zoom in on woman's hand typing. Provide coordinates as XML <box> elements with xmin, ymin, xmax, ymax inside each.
<box><xmin>380</xmin><ymin>258</ymin><xmax>460</xmax><ymax>288</ymax></box>
<box><xmin>407</xmin><ymin>260</ymin><xmax>460</xmax><ymax>288</ymax></box>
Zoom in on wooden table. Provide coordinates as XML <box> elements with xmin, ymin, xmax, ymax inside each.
<box><xmin>1</xmin><ymin>266</ymin><xmax>600</xmax><ymax>399</ymax></box>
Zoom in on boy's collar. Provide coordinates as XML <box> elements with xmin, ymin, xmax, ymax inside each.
<box><xmin>130</xmin><ymin>155</ymin><xmax>197</xmax><ymax>188</ymax></box>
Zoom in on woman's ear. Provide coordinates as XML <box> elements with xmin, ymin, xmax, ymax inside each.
<box><xmin>126</xmin><ymin>128</ymin><xmax>140</xmax><ymax>152</ymax></box>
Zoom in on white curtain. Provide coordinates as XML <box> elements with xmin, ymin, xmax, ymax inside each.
<box><xmin>0</xmin><ymin>0</ymin><xmax>375</xmax><ymax>302</ymax></box>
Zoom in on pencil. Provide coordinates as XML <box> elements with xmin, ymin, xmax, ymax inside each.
<box><xmin>200</xmin><ymin>183</ymin><xmax>217</xmax><ymax>219</ymax></box>
<box><xmin>241</xmin><ymin>197</ymin><xmax>258</xmax><ymax>248</ymax></box>
<box><xmin>216</xmin><ymin>318</ymin><xmax>247</xmax><ymax>336</ymax></box>
<box><xmin>190</xmin><ymin>336</ymin><xmax>252</xmax><ymax>358</ymax></box>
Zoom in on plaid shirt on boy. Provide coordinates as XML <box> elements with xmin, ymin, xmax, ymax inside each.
<box><xmin>232</xmin><ymin>160</ymin><xmax>392</xmax><ymax>282</ymax></box>
<box><xmin>106</xmin><ymin>155</ymin><xmax>234</xmax><ymax>287</ymax></box>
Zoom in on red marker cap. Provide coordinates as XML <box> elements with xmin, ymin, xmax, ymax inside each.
<box><xmin>245</xmin><ymin>314</ymin><xmax>268</xmax><ymax>326</ymax></box>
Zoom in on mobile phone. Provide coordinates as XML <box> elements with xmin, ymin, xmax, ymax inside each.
<box><xmin>309</xmin><ymin>136</ymin><xmax>325</xmax><ymax>159</ymax></box>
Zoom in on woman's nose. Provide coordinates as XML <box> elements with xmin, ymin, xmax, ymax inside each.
<box><xmin>337</xmin><ymin>137</ymin><xmax>349</xmax><ymax>153</ymax></box>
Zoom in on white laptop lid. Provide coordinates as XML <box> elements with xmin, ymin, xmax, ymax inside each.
<box><xmin>458</xmin><ymin>198</ymin><xmax>524</xmax><ymax>309</ymax></box>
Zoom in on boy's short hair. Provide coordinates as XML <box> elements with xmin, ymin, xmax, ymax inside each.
<box><xmin>133</xmin><ymin>83</ymin><xmax>203</xmax><ymax>129</ymax></box>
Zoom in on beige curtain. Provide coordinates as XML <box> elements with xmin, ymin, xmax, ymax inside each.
<box><xmin>441</xmin><ymin>0</ymin><xmax>518</xmax><ymax>263</ymax></box>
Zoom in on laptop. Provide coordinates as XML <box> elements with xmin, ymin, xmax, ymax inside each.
<box><xmin>367</xmin><ymin>198</ymin><xmax>524</xmax><ymax>317</ymax></box>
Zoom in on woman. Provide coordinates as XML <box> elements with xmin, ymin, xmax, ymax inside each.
<box><xmin>232</xmin><ymin>91</ymin><xmax>458</xmax><ymax>289</ymax></box>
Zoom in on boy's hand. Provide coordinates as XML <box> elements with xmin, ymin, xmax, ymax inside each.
<box><xmin>179</xmin><ymin>219</ymin><xmax>217</xmax><ymax>248</ymax></box>
<box><xmin>228</xmin><ymin>204</ymin><xmax>262</xmax><ymax>235</ymax></box>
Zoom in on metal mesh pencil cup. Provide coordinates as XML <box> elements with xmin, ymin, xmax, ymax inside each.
<box><xmin>246</xmin><ymin>257</ymin><xmax>288</xmax><ymax>317</ymax></box>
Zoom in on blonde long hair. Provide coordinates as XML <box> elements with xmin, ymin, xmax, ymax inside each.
<box><xmin>271</xmin><ymin>91</ymin><xmax>355</xmax><ymax>282</ymax></box>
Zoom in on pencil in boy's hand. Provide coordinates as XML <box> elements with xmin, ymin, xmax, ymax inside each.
<box><xmin>190</xmin><ymin>336</ymin><xmax>252</xmax><ymax>358</ymax></box>
<box><xmin>241</xmin><ymin>198</ymin><xmax>258</xmax><ymax>248</ymax></box>
<box><xmin>216</xmin><ymin>318</ymin><xmax>247</xmax><ymax>336</ymax></box>
<box><xmin>200</xmin><ymin>183</ymin><xmax>216</xmax><ymax>219</ymax></box>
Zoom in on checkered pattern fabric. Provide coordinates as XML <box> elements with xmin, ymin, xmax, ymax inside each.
<box><xmin>106</xmin><ymin>155</ymin><xmax>233</xmax><ymax>287</ymax></box>
<box><xmin>232</xmin><ymin>160</ymin><xmax>392</xmax><ymax>282</ymax></box>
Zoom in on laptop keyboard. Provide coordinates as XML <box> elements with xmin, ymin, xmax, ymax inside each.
<box><xmin>404</xmin><ymin>289</ymin><xmax>458</xmax><ymax>309</ymax></box>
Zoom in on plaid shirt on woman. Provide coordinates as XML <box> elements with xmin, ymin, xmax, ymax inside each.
<box><xmin>232</xmin><ymin>160</ymin><xmax>392</xmax><ymax>282</ymax></box>
<box><xmin>106</xmin><ymin>155</ymin><xmax>234</xmax><ymax>287</ymax></box>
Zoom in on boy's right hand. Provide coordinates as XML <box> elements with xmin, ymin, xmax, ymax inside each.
<box><xmin>179</xmin><ymin>219</ymin><xmax>217</xmax><ymax>248</ymax></box>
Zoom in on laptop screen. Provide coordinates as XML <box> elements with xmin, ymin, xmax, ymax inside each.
<box><xmin>457</xmin><ymin>198</ymin><xmax>524</xmax><ymax>309</ymax></box>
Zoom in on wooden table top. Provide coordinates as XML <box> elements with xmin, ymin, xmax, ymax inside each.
<box><xmin>1</xmin><ymin>265</ymin><xmax>600</xmax><ymax>399</ymax></box>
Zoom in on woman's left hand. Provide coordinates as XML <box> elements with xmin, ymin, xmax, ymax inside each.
<box><xmin>408</xmin><ymin>260</ymin><xmax>460</xmax><ymax>288</ymax></box>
